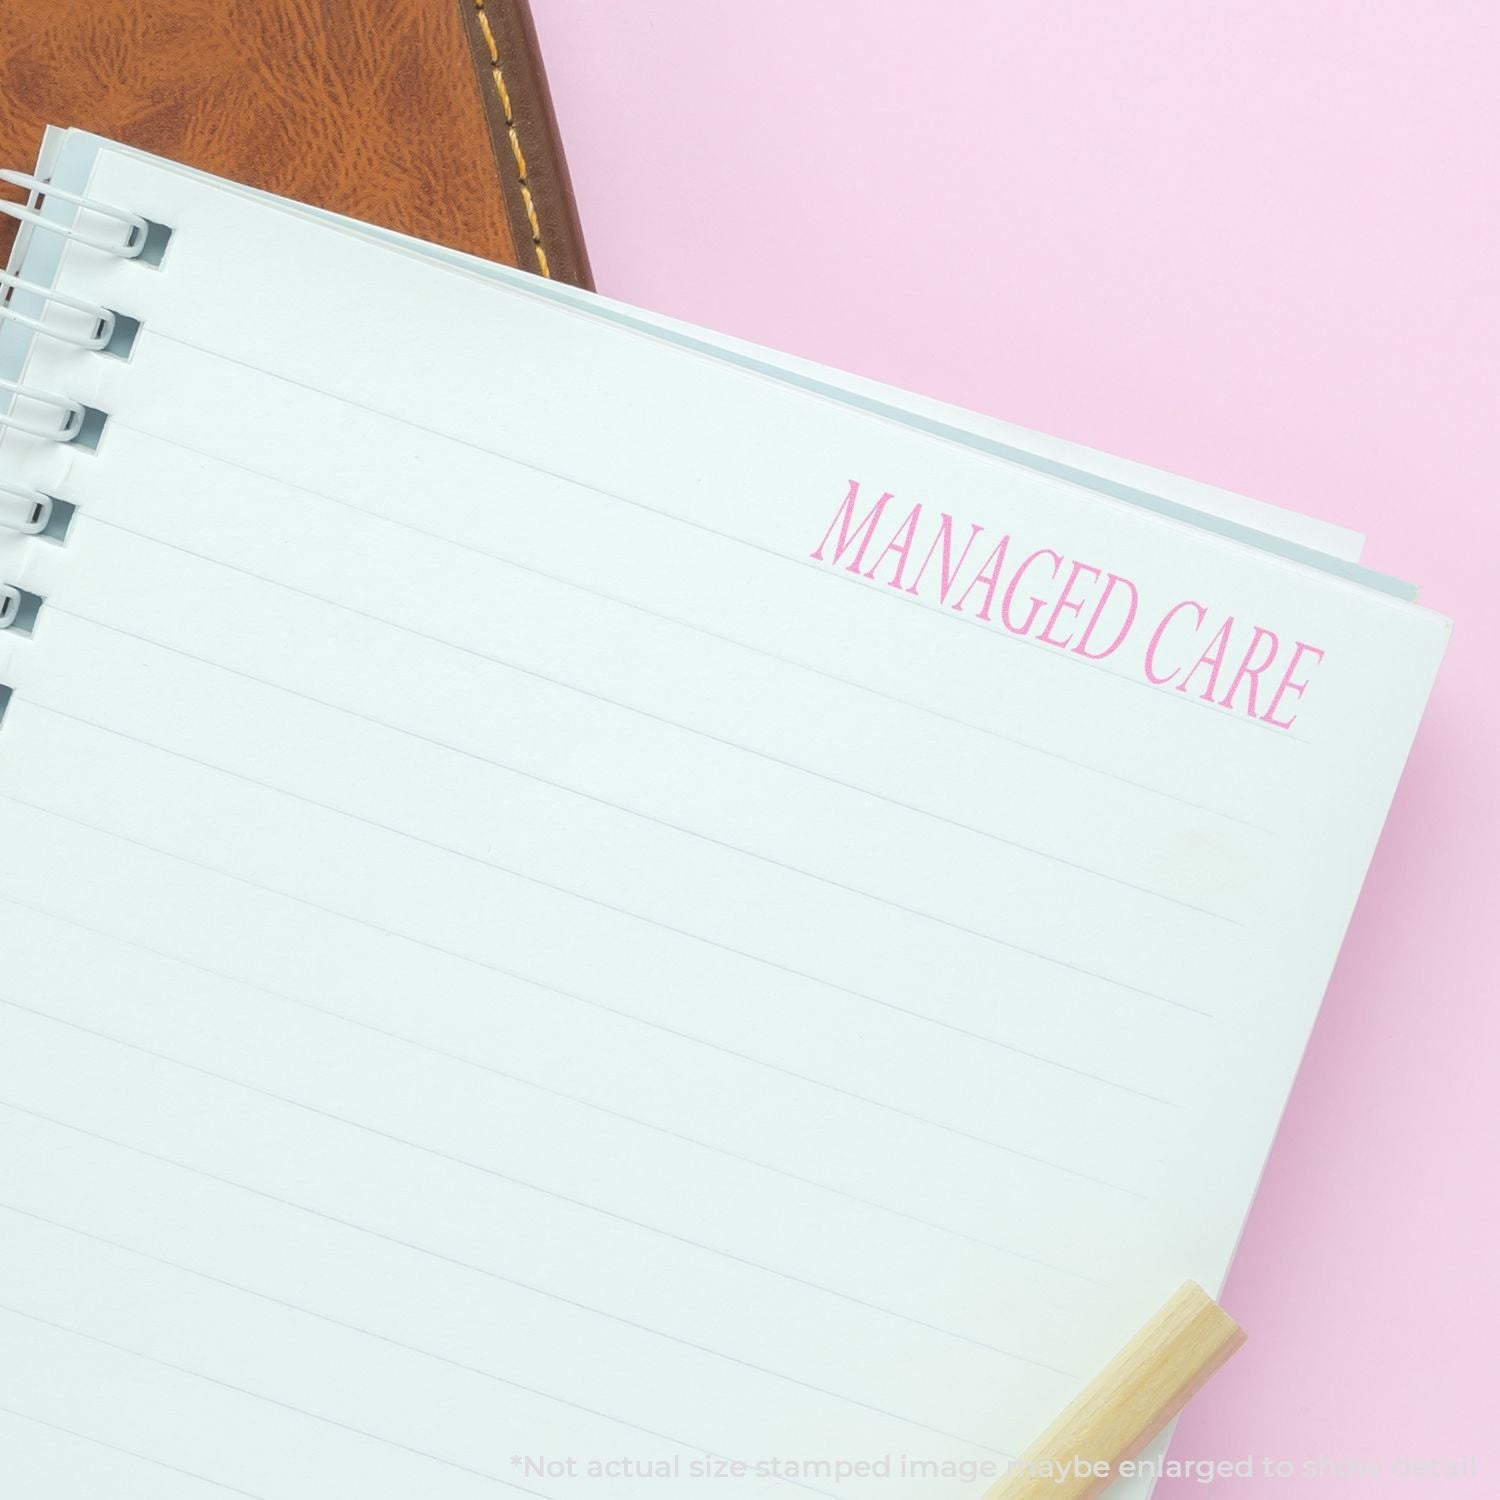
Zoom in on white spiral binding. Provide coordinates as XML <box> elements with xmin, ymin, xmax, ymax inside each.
<box><xmin>0</xmin><ymin>478</ymin><xmax>52</xmax><ymax>536</ymax></box>
<box><xmin>0</xmin><ymin>269</ymin><xmax>117</xmax><ymax>350</ymax></box>
<box><xmin>0</xmin><ymin>376</ymin><xmax>85</xmax><ymax>442</ymax></box>
<box><xmin>0</xmin><ymin>169</ymin><xmax>164</xmax><ymax>601</ymax></box>
<box><xmin>0</xmin><ymin>169</ymin><xmax>149</xmax><ymax>257</ymax></box>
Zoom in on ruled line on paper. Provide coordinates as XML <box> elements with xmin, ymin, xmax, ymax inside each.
<box><xmin>121</xmin><ymin>418</ymin><xmax>1272</xmax><ymax>833</ymax></box>
<box><xmin>0</xmin><ymin>723</ymin><xmax>1187</xmax><ymax>1116</ymax></box>
<box><xmin>147</xmin><ymin>329</ymin><xmax>1316</xmax><ymax>748</ymax></box>
<box><xmin>0</xmin><ymin>890</ymin><xmax>1126</xmax><ymax>1258</ymax></box>
<box><xmin>0</xmin><ymin>1100</ymin><xmax>1016</xmax><ymax>1453</ymax></box>
<box><xmin>0</xmin><ymin>889</ymin><xmax>1104</xmax><ymax>1281</ymax></box>
<box><xmin>0</xmin><ymin>791</ymin><xmax>1160</xmax><ymax>1183</ymax></box>
<box><xmin>0</xmin><ymin>1201</ymin><xmax>842</xmax><ymax>1500</ymax></box>
<box><xmin>0</xmin><ymin>1305</ymin><xmax>557</xmax><ymax>1494</ymax></box>
<box><xmin>0</xmin><ymin>1405</ymin><xmax>274</xmax><ymax>1500</ymax></box>
<box><xmin>0</xmin><ymin>789</ymin><xmax>1159</xmax><ymax>1192</ymax></box>
<box><xmin>29</xmin><ymin>683</ymin><xmax>1219</xmax><ymax>1025</ymax></box>
<box><xmin>50</xmin><ymin>587</ymin><xmax>1239</xmax><ymax>939</ymax></box>
<box><xmin>0</xmin><ymin>993</ymin><xmax>1076</xmax><ymax>1376</ymax></box>
<box><xmin>63</xmin><ymin>513</ymin><xmax>1243</xmax><ymax>938</ymax></box>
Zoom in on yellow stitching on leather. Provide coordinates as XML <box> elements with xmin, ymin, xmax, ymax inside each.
<box><xmin>476</xmin><ymin>4</ymin><xmax>500</xmax><ymax>63</ymax></box>
<box><xmin>474</xmin><ymin>0</ymin><xmax>552</xmax><ymax>278</ymax></box>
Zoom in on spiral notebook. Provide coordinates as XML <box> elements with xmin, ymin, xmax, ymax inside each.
<box><xmin>0</xmin><ymin>131</ymin><xmax>1448</xmax><ymax>1500</ymax></box>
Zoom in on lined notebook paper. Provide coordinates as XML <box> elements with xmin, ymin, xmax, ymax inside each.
<box><xmin>0</xmin><ymin>131</ymin><xmax>1447</xmax><ymax>1500</ymax></box>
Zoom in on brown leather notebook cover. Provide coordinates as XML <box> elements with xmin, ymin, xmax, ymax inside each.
<box><xmin>0</xmin><ymin>0</ymin><xmax>591</xmax><ymax>286</ymax></box>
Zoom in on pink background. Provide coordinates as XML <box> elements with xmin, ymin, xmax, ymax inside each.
<box><xmin>530</xmin><ymin>2</ymin><xmax>1497</xmax><ymax>1493</ymax></box>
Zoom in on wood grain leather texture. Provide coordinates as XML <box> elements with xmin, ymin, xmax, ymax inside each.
<box><xmin>0</xmin><ymin>0</ymin><xmax>591</xmax><ymax>286</ymax></box>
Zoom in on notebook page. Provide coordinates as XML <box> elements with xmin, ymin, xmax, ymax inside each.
<box><xmin>284</xmin><ymin>207</ymin><xmax>1375</xmax><ymax>566</ymax></box>
<box><xmin>31</xmin><ymin>126</ymin><xmax>1370</xmax><ymax>569</ymax></box>
<box><xmin>0</xmin><ymin>141</ymin><xmax>1446</xmax><ymax>1500</ymax></box>
<box><xmin>348</xmin><ymin>237</ymin><xmax>1371</xmax><ymax>569</ymax></box>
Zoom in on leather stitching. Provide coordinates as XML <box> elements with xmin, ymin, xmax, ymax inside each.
<box><xmin>474</xmin><ymin>0</ymin><xmax>552</xmax><ymax>278</ymax></box>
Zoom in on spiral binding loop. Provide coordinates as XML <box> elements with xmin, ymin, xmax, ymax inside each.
<box><xmin>0</xmin><ymin>585</ymin><xmax>20</xmax><ymax>629</ymax></box>
<box><xmin>0</xmin><ymin>169</ymin><xmax>150</xmax><ymax>258</ymax></box>
<box><xmin>0</xmin><ymin>377</ymin><xmax>84</xmax><ymax>442</ymax></box>
<box><xmin>0</xmin><ymin>269</ymin><xmax>117</xmax><ymax>350</ymax></box>
<box><xmin>0</xmin><ymin>478</ymin><xmax>52</xmax><ymax>536</ymax></box>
